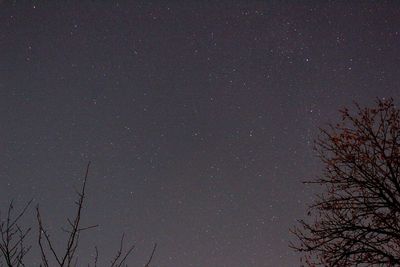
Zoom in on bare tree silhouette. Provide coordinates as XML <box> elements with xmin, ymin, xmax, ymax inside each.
<box><xmin>0</xmin><ymin>162</ymin><xmax>157</xmax><ymax>267</ymax></box>
<box><xmin>291</xmin><ymin>98</ymin><xmax>400</xmax><ymax>266</ymax></box>
<box><xmin>0</xmin><ymin>200</ymin><xmax>32</xmax><ymax>266</ymax></box>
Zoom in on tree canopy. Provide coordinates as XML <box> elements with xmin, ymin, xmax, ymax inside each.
<box><xmin>292</xmin><ymin>98</ymin><xmax>400</xmax><ymax>266</ymax></box>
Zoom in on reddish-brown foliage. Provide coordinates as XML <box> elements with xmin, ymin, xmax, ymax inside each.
<box><xmin>291</xmin><ymin>98</ymin><xmax>400</xmax><ymax>266</ymax></box>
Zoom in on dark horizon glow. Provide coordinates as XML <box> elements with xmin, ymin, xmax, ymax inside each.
<box><xmin>0</xmin><ymin>1</ymin><xmax>399</xmax><ymax>266</ymax></box>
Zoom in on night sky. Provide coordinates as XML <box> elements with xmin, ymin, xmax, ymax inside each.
<box><xmin>1</xmin><ymin>1</ymin><xmax>399</xmax><ymax>266</ymax></box>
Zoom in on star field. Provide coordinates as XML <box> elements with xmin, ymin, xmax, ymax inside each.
<box><xmin>0</xmin><ymin>1</ymin><xmax>399</xmax><ymax>266</ymax></box>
